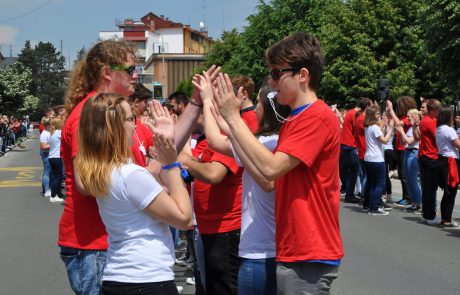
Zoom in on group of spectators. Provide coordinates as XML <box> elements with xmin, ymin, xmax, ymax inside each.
<box><xmin>0</xmin><ymin>114</ymin><xmax>29</xmax><ymax>155</ymax></box>
<box><xmin>339</xmin><ymin>96</ymin><xmax>460</xmax><ymax>228</ymax></box>
<box><xmin>38</xmin><ymin>106</ymin><xmax>67</xmax><ymax>202</ymax></box>
<box><xmin>55</xmin><ymin>33</ymin><xmax>343</xmax><ymax>295</ymax></box>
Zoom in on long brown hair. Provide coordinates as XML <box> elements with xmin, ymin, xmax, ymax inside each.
<box><xmin>75</xmin><ymin>93</ymin><xmax>131</xmax><ymax>197</ymax></box>
<box><xmin>65</xmin><ymin>40</ymin><xmax>134</xmax><ymax>115</ymax></box>
<box><xmin>364</xmin><ymin>105</ymin><xmax>380</xmax><ymax>127</ymax></box>
<box><xmin>396</xmin><ymin>96</ymin><xmax>417</xmax><ymax>117</ymax></box>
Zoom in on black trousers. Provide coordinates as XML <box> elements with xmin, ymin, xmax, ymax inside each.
<box><xmin>437</xmin><ymin>156</ymin><xmax>459</xmax><ymax>222</ymax></box>
<box><xmin>102</xmin><ymin>280</ymin><xmax>178</xmax><ymax>295</ymax></box>
<box><xmin>201</xmin><ymin>229</ymin><xmax>240</xmax><ymax>295</ymax></box>
<box><xmin>384</xmin><ymin>149</ymin><xmax>394</xmax><ymax>195</ymax></box>
<box><xmin>419</xmin><ymin>156</ymin><xmax>439</xmax><ymax>220</ymax></box>
<box><xmin>395</xmin><ymin>149</ymin><xmax>410</xmax><ymax>200</ymax></box>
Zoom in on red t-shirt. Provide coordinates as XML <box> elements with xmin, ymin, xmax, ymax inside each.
<box><xmin>341</xmin><ymin>109</ymin><xmax>357</xmax><ymax>147</ymax></box>
<box><xmin>131</xmin><ymin>120</ymin><xmax>154</xmax><ymax>167</ymax></box>
<box><xmin>274</xmin><ymin>99</ymin><xmax>344</xmax><ymax>262</ymax></box>
<box><xmin>39</xmin><ymin>122</ymin><xmax>44</xmax><ymax>133</ymax></box>
<box><xmin>193</xmin><ymin>147</ymin><xmax>243</xmax><ymax>235</ymax></box>
<box><xmin>419</xmin><ymin>115</ymin><xmax>438</xmax><ymax>160</ymax></box>
<box><xmin>355</xmin><ymin>113</ymin><xmax>366</xmax><ymax>159</ymax></box>
<box><xmin>58</xmin><ymin>91</ymin><xmax>108</xmax><ymax>250</ymax></box>
<box><xmin>395</xmin><ymin>116</ymin><xmax>411</xmax><ymax>151</ymax></box>
<box><xmin>241</xmin><ymin>107</ymin><xmax>259</xmax><ymax>133</ymax></box>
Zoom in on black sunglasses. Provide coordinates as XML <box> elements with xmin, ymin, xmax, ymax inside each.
<box><xmin>269</xmin><ymin>67</ymin><xmax>301</xmax><ymax>81</ymax></box>
<box><xmin>110</xmin><ymin>65</ymin><xmax>137</xmax><ymax>77</ymax></box>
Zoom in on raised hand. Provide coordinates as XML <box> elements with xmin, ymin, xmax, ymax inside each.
<box><xmin>192</xmin><ymin>72</ymin><xmax>214</xmax><ymax>105</ymax></box>
<box><xmin>213</xmin><ymin>73</ymin><xmax>243</xmax><ymax>122</ymax></box>
<box><xmin>191</xmin><ymin>65</ymin><xmax>221</xmax><ymax>104</ymax></box>
<box><xmin>153</xmin><ymin>134</ymin><xmax>177</xmax><ymax>165</ymax></box>
<box><xmin>386</xmin><ymin>100</ymin><xmax>393</xmax><ymax>111</ymax></box>
<box><xmin>149</xmin><ymin>100</ymin><xmax>175</xmax><ymax>141</ymax></box>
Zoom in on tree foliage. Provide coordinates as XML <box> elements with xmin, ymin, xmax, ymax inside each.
<box><xmin>18</xmin><ymin>41</ymin><xmax>66</xmax><ymax>116</ymax></box>
<box><xmin>205</xmin><ymin>0</ymin><xmax>452</xmax><ymax>107</ymax></box>
<box><xmin>0</xmin><ymin>62</ymin><xmax>38</xmax><ymax>115</ymax></box>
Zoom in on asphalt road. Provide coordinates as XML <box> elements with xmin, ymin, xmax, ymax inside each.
<box><xmin>0</xmin><ymin>131</ymin><xmax>459</xmax><ymax>295</ymax></box>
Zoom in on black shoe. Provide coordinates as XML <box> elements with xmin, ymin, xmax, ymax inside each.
<box><xmin>406</xmin><ymin>204</ymin><xmax>421</xmax><ymax>212</ymax></box>
<box><xmin>344</xmin><ymin>196</ymin><xmax>361</xmax><ymax>204</ymax></box>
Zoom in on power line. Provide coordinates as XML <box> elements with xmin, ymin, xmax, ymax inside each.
<box><xmin>0</xmin><ymin>0</ymin><xmax>55</xmax><ymax>24</ymax></box>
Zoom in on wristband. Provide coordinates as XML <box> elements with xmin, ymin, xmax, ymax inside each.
<box><xmin>189</xmin><ymin>100</ymin><xmax>203</xmax><ymax>108</ymax></box>
<box><xmin>161</xmin><ymin>162</ymin><xmax>190</xmax><ymax>181</ymax></box>
<box><xmin>162</xmin><ymin>162</ymin><xmax>182</xmax><ymax>170</ymax></box>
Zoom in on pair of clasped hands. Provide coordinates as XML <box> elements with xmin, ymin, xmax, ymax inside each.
<box><xmin>145</xmin><ymin>65</ymin><xmax>243</xmax><ymax>177</ymax></box>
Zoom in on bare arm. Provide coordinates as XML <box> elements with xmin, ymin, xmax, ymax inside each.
<box><xmin>193</xmin><ymin>72</ymin><xmax>233</xmax><ymax>157</ymax></box>
<box><xmin>214</xmin><ymin>73</ymin><xmax>300</xmax><ymax>181</ymax></box>
<box><xmin>144</xmin><ymin>135</ymin><xmax>192</xmax><ymax>230</ymax></box>
<box><xmin>175</xmin><ymin>65</ymin><xmax>221</xmax><ymax>152</ymax></box>
<box><xmin>179</xmin><ymin>152</ymin><xmax>229</xmax><ymax>184</ymax></box>
<box><xmin>394</xmin><ymin>125</ymin><xmax>414</xmax><ymax>145</ymax></box>
<box><xmin>386</xmin><ymin>100</ymin><xmax>404</xmax><ymax>127</ymax></box>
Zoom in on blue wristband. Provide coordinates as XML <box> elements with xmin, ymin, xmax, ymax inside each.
<box><xmin>161</xmin><ymin>162</ymin><xmax>182</xmax><ymax>170</ymax></box>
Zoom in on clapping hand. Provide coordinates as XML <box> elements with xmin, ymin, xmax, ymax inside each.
<box><xmin>153</xmin><ymin>134</ymin><xmax>177</xmax><ymax>166</ymax></box>
<box><xmin>149</xmin><ymin>100</ymin><xmax>175</xmax><ymax>141</ymax></box>
<box><xmin>213</xmin><ymin>73</ymin><xmax>243</xmax><ymax>122</ymax></box>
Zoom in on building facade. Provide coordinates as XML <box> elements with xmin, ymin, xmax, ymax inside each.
<box><xmin>99</xmin><ymin>12</ymin><xmax>214</xmax><ymax>99</ymax></box>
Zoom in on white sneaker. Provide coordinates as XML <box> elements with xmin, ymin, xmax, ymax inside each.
<box><xmin>44</xmin><ymin>190</ymin><xmax>51</xmax><ymax>197</ymax></box>
<box><xmin>176</xmin><ymin>286</ymin><xmax>183</xmax><ymax>294</ymax></box>
<box><xmin>186</xmin><ymin>277</ymin><xmax>195</xmax><ymax>285</ymax></box>
<box><xmin>425</xmin><ymin>216</ymin><xmax>441</xmax><ymax>225</ymax></box>
<box><xmin>49</xmin><ymin>196</ymin><xmax>65</xmax><ymax>203</ymax></box>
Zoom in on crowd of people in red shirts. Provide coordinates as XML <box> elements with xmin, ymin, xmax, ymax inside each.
<box><xmin>53</xmin><ymin>33</ymin><xmax>343</xmax><ymax>295</ymax></box>
<box><xmin>338</xmin><ymin>96</ymin><xmax>460</xmax><ymax>227</ymax></box>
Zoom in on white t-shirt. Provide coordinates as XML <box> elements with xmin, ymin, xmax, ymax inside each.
<box><xmin>405</xmin><ymin>127</ymin><xmax>419</xmax><ymax>149</ymax></box>
<box><xmin>48</xmin><ymin>130</ymin><xmax>61</xmax><ymax>158</ymax></box>
<box><xmin>436</xmin><ymin>125</ymin><xmax>459</xmax><ymax>159</ymax></box>
<box><xmin>97</xmin><ymin>164</ymin><xmax>174</xmax><ymax>283</ymax></box>
<box><xmin>39</xmin><ymin>130</ymin><xmax>50</xmax><ymax>146</ymax></box>
<box><xmin>231</xmin><ymin>134</ymin><xmax>277</xmax><ymax>259</ymax></box>
<box><xmin>382</xmin><ymin>126</ymin><xmax>393</xmax><ymax>150</ymax></box>
<box><xmin>364</xmin><ymin>125</ymin><xmax>384</xmax><ymax>162</ymax></box>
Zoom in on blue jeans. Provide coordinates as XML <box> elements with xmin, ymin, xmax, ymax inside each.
<box><xmin>358</xmin><ymin>159</ymin><xmax>367</xmax><ymax>194</ymax></box>
<box><xmin>40</xmin><ymin>150</ymin><xmax>51</xmax><ymax>193</ymax></box>
<box><xmin>364</xmin><ymin>161</ymin><xmax>386</xmax><ymax>211</ymax></box>
<box><xmin>60</xmin><ymin>246</ymin><xmax>106</xmax><ymax>295</ymax></box>
<box><xmin>238</xmin><ymin>258</ymin><xmax>276</xmax><ymax>295</ymax></box>
<box><xmin>403</xmin><ymin>149</ymin><xmax>421</xmax><ymax>205</ymax></box>
<box><xmin>340</xmin><ymin>145</ymin><xmax>360</xmax><ymax>199</ymax></box>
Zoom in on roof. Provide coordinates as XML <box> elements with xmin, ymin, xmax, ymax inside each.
<box><xmin>0</xmin><ymin>57</ymin><xmax>19</xmax><ymax>69</ymax></box>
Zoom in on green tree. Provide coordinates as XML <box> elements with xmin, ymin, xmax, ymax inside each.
<box><xmin>422</xmin><ymin>0</ymin><xmax>460</xmax><ymax>98</ymax></box>
<box><xmin>0</xmin><ymin>62</ymin><xmax>38</xmax><ymax>115</ymax></box>
<box><xmin>18</xmin><ymin>41</ymin><xmax>66</xmax><ymax>113</ymax></box>
<box><xmin>74</xmin><ymin>46</ymin><xmax>87</xmax><ymax>65</ymax></box>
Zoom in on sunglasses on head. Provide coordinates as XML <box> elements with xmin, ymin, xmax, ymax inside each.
<box><xmin>269</xmin><ymin>67</ymin><xmax>301</xmax><ymax>81</ymax></box>
<box><xmin>110</xmin><ymin>65</ymin><xmax>137</xmax><ymax>77</ymax></box>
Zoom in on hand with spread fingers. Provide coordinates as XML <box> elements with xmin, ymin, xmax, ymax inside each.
<box><xmin>213</xmin><ymin>73</ymin><xmax>244</xmax><ymax>123</ymax></box>
<box><xmin>153</xmin><ymin>134</ymin><xmax>177</xmax><ymax>166</ymax></box>
<box><xmin>192</xmin><ymin>72</ymin><xmax>214</xmax><ymax>106</ymax></box>
<box><xmin>191</xmin><ymin>64</ymin><xmax>221</xmax><ymax>105</ymax></box>
<box><xmin>149</xmin><ymin>100</ymin><xmax>175</xmax><ymax>141</ymax></box>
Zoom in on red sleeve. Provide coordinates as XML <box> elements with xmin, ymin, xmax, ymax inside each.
<box><xmin>211</xmin><ymin>151</ymin><xmax>240</xmax><ymax>175</ymax></box>
<box><xmin>39</xmin><ymin>123</ymin><xmax>44</xmax><ymax>133</ymax></box>
<box><xmin>277</xmin><ymin>112</ymin><xmax>337</xmax><ymax>168</ymax></box>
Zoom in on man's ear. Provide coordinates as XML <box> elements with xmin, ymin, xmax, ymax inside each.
<box><xmin>298</xmin><ymin>67</ymin><xmax>310</xmax><ymax>85</ymax></box>
<box><xmin>242</xmin><ymin>90</ymin><xmax>249</xmax><ymax>100</ymax></box>
<box><xmin>100</xmin><ymin>65</ymin><xmax>112</xmax><ymax>82</ymax></box>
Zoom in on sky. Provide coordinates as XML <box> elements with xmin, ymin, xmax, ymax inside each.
<box><xmin>0</xmin><ymin>0</ymin><xmax>261</xmax><ymax>69</ymax></box>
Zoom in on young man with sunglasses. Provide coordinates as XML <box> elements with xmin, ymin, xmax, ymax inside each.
<box><xmin>214</xmin><ymin>33</ymin><xmax>343</xmax><ymax>295</ymax></box>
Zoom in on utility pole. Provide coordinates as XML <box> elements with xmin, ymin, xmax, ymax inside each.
<box><xmin>9</xmin><ymin>42</ymin><xmax>13</xmax><ymax>57</ymax></box>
